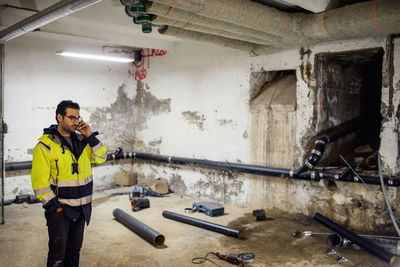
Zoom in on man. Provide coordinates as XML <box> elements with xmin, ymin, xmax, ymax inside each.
<box><xmin>31</xmin><ymin>100</ymin><xmax>107</xmax><ymax>267</ymax></box>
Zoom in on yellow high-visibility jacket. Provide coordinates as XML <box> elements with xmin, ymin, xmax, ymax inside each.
<box><xmin>31</xmin><ymin>125</ymin><xmax>107</xmax><ymax>224</ymax></box>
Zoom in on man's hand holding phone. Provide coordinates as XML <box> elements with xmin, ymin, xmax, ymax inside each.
<box><xmin>77</xmin><ymin>118</ymin><xmax>92</xmax><ymax>138</ymax></box>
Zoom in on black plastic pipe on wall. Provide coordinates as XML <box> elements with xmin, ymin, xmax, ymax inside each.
<box><xmin>130</xmin><ymin>152</ymin><xmax>400</xmax><ymax>187</ymax></box>
<box><xmin>5</xmin><ymin>151</ymin><xmax>400</xmax><ymax>186</ymax></box>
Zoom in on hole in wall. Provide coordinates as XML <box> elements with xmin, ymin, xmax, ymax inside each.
<box><xmin>324</xmin><ymin>179</ymin><xmax>337</xmax><ymax>192</ymax></box>
<box><xmin>314</xmin><ymin>48</ymin><xmax>383</xmax><ymax>169</ymax></box>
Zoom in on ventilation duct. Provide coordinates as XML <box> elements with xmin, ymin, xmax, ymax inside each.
<box><xmin>0</xmin><ymin>0</ymin><xmax>103</xmax><ymax>42</ymax></box>
<box><xmin>125</xmin><ymin>0</ymin><xmax>400</xmax><ymax>55</ymax></box>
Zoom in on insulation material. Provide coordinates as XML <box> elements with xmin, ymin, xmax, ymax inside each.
<box><xmin>148</xmin><ymin>0</ymin><xmax>295</xmax><ymax>39</ymax></box>
<box><xmin>147</xmin><ymin>2</ymin><xmax>280</xmax><ymax>47</ymax></box>
<box><xmin>147</xmin><ymin>0</ymin><xmax>400</xmax><ymax>53</ymax></box>
<box><xmin>159</xmin><ymin>26</ymin><xmax>272</xmax><ymax>55</ymax></box>
<box><xmin>300</xmin><ymin>0</ymin><xmax>400</xmax><ymax>43</ymax></box>
<box><xmin>153</xmin><ymin>15</ymin><xmax>269</xmax><ymax>45</ymax></box>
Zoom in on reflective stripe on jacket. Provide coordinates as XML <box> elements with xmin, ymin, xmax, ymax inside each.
<box><xmin>31</xmin><ymin>129</ymin><xmax>107</xmax><ymax>224</ymax></box>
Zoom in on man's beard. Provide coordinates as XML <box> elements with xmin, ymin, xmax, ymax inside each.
<box><xmin>61</xmin><ymin>123</ymin><xmax>75</xmax><ymax>135</ymax></box>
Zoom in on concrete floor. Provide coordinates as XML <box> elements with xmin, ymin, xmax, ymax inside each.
<box><xmin>0</xmin><ymin>188</ymin><xmax>396</xmax><ymax>267</ymax></box>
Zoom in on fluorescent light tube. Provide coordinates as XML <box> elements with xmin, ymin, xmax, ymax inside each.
<box><xmin>56</xmin><ymin>51</ymin><xmax>134</xmax><ymax>63</ymax></box>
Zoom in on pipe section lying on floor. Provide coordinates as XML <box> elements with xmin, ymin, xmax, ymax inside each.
<box><xmin>162</xmin><ymin>210</ymin><xmax>243</xmax><ymax>238</ymax></box>
<box><xmin>314</xmin><ymin>212</ymin><xmax>396</xmax><ymax>264</ymax></box>
<box><xmin>327</xmin><ymin>233</ymin><xmax>400</xmax><ymax>256</ymax></box>
<box><xmin>113</xmin><ymin>208</ymin><xmax>165</xmax><ymax>247</ymax></box>
<box><xmin>5</xmin><ymin>151</ymin><xmax>400</xmax><ymax>186</ymax></box>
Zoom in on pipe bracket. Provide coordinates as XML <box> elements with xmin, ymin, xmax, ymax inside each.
<box><xmin>311</xmin><ymin>149</ymin><xmax>322</xmax><ymax>156</ymax></box>
<box><xmin>315</xmin><ymin>139</ymin><xmax>326</xmax><ymax>145</ymax></box>
<box><xmin>305</xmin><ymin>161</ymin><xmax>314</xmax><ymax>169</ymax></box>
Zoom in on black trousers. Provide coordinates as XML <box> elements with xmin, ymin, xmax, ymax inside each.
<box><xmin>45</xmin><ymin>210</ymin><xmax>85</xmax><ymax>267</ymax></box>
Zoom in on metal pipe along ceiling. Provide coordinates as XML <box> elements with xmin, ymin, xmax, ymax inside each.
<box><xmin>146</xmin><ymin>0</ymin><xmax>400</xmax><ymax>54</ymax></box>
<box><xmin>0</xmin><ymin>0</ymin><xmax>103</xmax><ymax>42</ymax></box>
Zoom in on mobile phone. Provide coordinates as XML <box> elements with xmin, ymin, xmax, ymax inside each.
<box><xmin>78</xmin><ymin>118</ymin><xmax>83</xmax><ymax>129</ymax></box>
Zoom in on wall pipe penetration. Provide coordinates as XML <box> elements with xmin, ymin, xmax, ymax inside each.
<box><xmin>4</xmin><ymin>151</ymin><xmax>400</xmax><ymax>186</ymax></box>
<box><xmin>113</xmin><ymin>208</ymin><xmax>165</xmax><ymax>247</ymax></box>
<box><xmin>295</xmin><ymin>116</ymin><xmax>366</xmax><ymax>175</ymax></box>
<box><xmin>314</xmin><ymin>212</ymin><xmax>396</xmax><ymax>264</ymax></box>
<box><xmin>162</xmin><ymin>210</ymin><xmax>243</xmax><ymax>239</ymax></box>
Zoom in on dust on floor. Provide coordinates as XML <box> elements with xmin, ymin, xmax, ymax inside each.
<box><xmin>0</xmin><ymin>189</ymin><xmax>396</xmax><ymax>267</ymax></box>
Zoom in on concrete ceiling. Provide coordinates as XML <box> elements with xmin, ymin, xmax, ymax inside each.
<box><xmin>0</xmin><ymin>0</ymin><xmax>391</xmax><ymax>53</ymax></box>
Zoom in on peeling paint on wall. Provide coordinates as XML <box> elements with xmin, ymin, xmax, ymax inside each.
<box><xmin>169</xmin><ymin>173</ymin><xmax>187</xmax><ymax>193</ymax></box>
<box><xmin>149</xmin><ymin>137</ymin><xmax>162</xmax><ymax>146</ymax></box>
<box><xmin>89</xmin><ymin>81</ymin><xmax>171</xmax><ymax>151</ymax></box>
<box><xmin>181</xmin><ymin>111</ymin><xmax>206</xmax><ymax>130</ymax></box>
<box><xmin>300</xmin><ymin>62</ymin><xmax>314</xmax><ymax>86</ymax></box>
<box><xmin>217</xmin><ymin>119</ymin><xmax>236</xmax><ymax>128</ymax></box>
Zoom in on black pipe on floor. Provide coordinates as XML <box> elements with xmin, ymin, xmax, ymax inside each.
<box><xmin>162</xmin><ymin>210</ymin><xmax>243</xmax><ymax>238</ymax></box>
<box><xmin>5</xmin><ymin>151</ymin><xmax>400</xmax><ymax>186</ymax></box>
<box><xmin>313</xmin><ymin>212</ymin><xmax>396</xmax><ymax>264</ymax></box>
<box><xmin>113</xmin><ymin>208</ymin><xmax>165</xmax><ymax>247</ymax></box>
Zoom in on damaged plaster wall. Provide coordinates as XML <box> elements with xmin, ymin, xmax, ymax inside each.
<box><xmin>133</xmin><ymin>42</ymin><xmax>252</xmax><ymax>204</ymax></box>
<box><xmin>380</xmin><ymin>37</ymin><xmax>400</xmax><ymax>176</ymax></box>
<box><xmin>123</xmin><ymin>35</ymin><xmax>399</xmax><ymax>231</ymax></box>
<box><xmin>3</xmin><ymin>28</ymin><xmax>400</xmax><ymax>232</ymax></box>
<box><xmin>2</xmin><ymin>34</ymin><xmax>141</xmax><ymax>199</ymax></box>
<box><xmin>247</xmin><ymin>36</ymin><xmax>400</xmax><ymax>232</ymax></box>
<box><xmin>88</xmin><ymin>81</ymin><xmax>171</xmax><ymax>153</ymax></box>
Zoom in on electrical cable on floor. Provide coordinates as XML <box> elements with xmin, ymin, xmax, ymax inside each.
<box><xmin>192</xmin><ymin>252</ymin><xmax>222</xmax><ymax>267</ymax></box>
<box><xmin>378</xmin><ymin>154</ymin><xmax>400</xmax><ymax>237</ymax></box>
<box><xmin>340</xmin><ymin>155</ymin><xmax>400</xmax><ymax>226</ymax></box>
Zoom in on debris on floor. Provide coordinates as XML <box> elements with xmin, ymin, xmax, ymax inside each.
<box><xmin>0</xmin><ymin>191</ymin><xmax>395</xmax><ymax>266</ymax></box>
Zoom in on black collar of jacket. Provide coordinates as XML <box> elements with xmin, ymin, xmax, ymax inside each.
<box><xmin>43</xmin><ymin>124</ymin><xmax>88</xmax><ymax>160</ymax></box>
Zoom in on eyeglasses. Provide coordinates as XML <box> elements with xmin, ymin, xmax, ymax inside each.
<box><xmin>64</xmin><ymin>115</ymin><xmax>81</xmax><ymax>122</ymax></box>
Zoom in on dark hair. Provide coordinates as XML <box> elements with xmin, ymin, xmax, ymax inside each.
<box><xmin>55</xmin><ymin>100</ymin><xmax>80</xmax><ymax>123</ymax></box>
